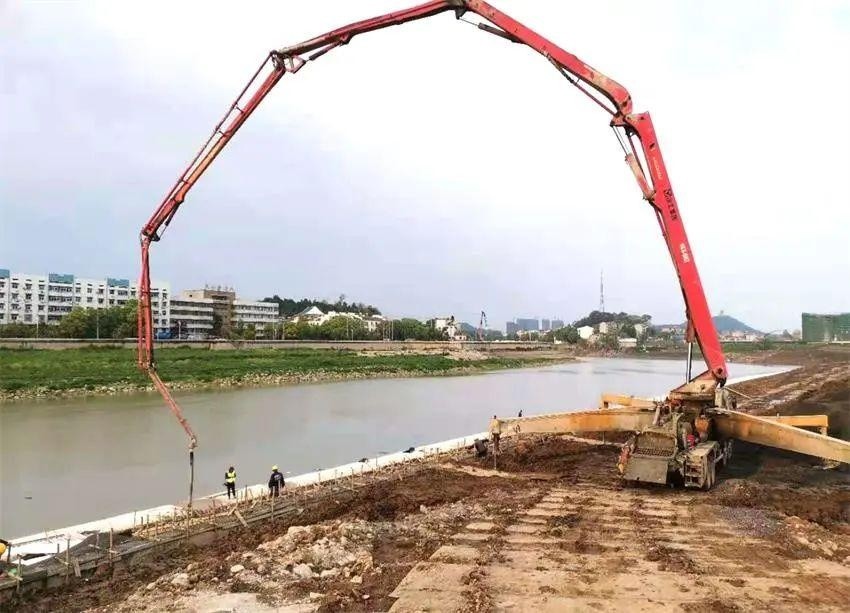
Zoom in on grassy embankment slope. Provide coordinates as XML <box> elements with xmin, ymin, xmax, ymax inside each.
<box><xmin>0</xmin><ymin>347</ymin><xmax>566</xmax><ymax>398</ymax></box>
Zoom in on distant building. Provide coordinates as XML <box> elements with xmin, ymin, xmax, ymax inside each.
<box><xmin>516</xmin><ymin>329</ymin><xmax>540</xmax><ymax>340</ymax></box>
<box><xmin>619</xmin><ymin>337</ymin><xmax>638</xmax><ymax>349</ymax></box>
<box><xmin>802</xmin><ymin>313</ymin><xmax>850</xmax><ymax>343</ymax></box>
<box><xmin>551</xmin><ymin>319</ymin><xmax>565</xmax><ymax>330</ymax></box>
<box><xmin>506</xmin><ymin>321</ymin><xmax>519</xmax><ymax>336</ymax></box>
<box><xmin>633</xmin><ymin>322</ymin><xmax>648</xmax><ymax>337</ymax></box>
<box><xmin>541</xmin><ymin>318</ymin><xmax>551</xmax><ymax>331</ymax></box>
<box><xmin>363</xmin><ymin>315</ymin><xmax>386</xmax><ymax>333</ymax></box>
<box><xmin>516</xmin><ymin>318</ymin><xmax>539</xmax><ymax>332</ymax></box>
<box><xmin>577</xmin><ymin>325</ymin><xmax>594</xmax><ymax>340</ymax></box>
<box><xmin>287</xmin><ymin>306</ymin><xmax>386</xmax><ymax>334</ymax></box>
<box><xmin>0</xmin><ymin>269</ymin><xmax>169</xmax><ymax>333</ymax></box>
<box><xmin>233</xmin><ymin>299</ymin><xmax>278</xmax><ymax>330</ymax></box>
<box><xmin>431</xmin><ymin>315</ymin><xmax>463</xmax><ymax>340</ymax></box>
<box><xmin>182</xmin><ymin>287</ymin><xmax>236</xmax><ymax>336</ymax></box>
<box><xmin>654</xmin><ymin>324</ymin><xmax>684</xmax><ymax>335</ymax></box>
<box><xmin>719</xmin><ymin>330</ymin><xmax>761</xmax><ymax>342</ymax></box>
<box><xmin>289</xmin><ymin>305</ymin><xmax>325</xmax><ymax>325</ymax></box>
<box><xmin>598</xmin><ymin>321</ymin><xmax>617</xmax><ymax>335</ymax></box>
<box><xmin>432</xmin><ymin>316</ymin><xmax>454</xmax><ymax>332</ymax></box>
<box><xmin>170</xmin><ymin>295</ymin><xmax>215</xmax><ymax>339</ymax></box>
<box><xmin>181</xmin><ymin>287</ymin><xmax>278</xmax><ymax>337</ymax></box>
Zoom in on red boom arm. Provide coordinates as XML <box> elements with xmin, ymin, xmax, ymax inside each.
<box><xmin>139</xmin><ymin>0</ymin><xmax>728</xmax><ymax>450</ymax></box>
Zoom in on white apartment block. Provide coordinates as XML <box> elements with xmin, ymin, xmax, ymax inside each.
<box><xmin>233</xmin><ymin>299</ymin><xmax>278</xmax><ymax>329</ymax></box>
<box><xmin>363</xmin><ymin>315</ymin><xmax>386</xmax><ymax>332</ymax></box>
<box><xmin>172</xmin><ymin>289</ymin><xmax>280</xmax><ymax>339</ymax></box>
<box><xmin>0</xmin><ymin>269</ymin><xmax>170</xmax><ymax>333</ymax></box>
<box><xmin>169</xmin><ymin>296</ymin><xmax>215</xmax><ymax>339</ymax></box>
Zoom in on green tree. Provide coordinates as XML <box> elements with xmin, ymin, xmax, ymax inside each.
<box><xmin>573</xmin><ymin>310</ymin><xmax>616</xmax><ymax>328</ymax></box>
<box><xmin>230</xmin><ymin>321</ymin><xmax>245</xmax><ymax>340</ymax></box>
<box><xmin>0</xmin><ymin>301</ymin><xmax>137</xmax><ymax>339</ymax></box>
<box><xmin>619</xmin><ymin>323</ymin><xmax>637</xmax><ymax>338</ymax></box>
<box><xmin>391</xmin><ymin>318</ymin><xmax>440</xmax><ymax>341</ymax></box>
<box><xmin>56</xmin><ymin>308</ymin><xmax>90</xmax><ymax>338</ymax></box>
<box><xmin>598</xmin><ymin>333</ymin><xmax>620</xmax><ymax>350</ymax></box>
<box><xmin>319</xmin><ymin>316</ymin><xmax>367</xmax><ymax>340</ymax></box>
<box><xmin>0</xmin><ymin>322</ymin><xmax>37</xmax><ymax>338</ymax></box>
<box><xmin>109</xmin><ymin>300</ymin><xmax>137</xmax><ymax>338</ymax></box>
<box><xmin>211</xmin><ymin>313</ymin><xmax>223</xmax><ymax>338</ymax></box>
<box><xmin>554</xmin><ymin>326</ymin><xmax>580</xmax><ymax>344</ymax></box>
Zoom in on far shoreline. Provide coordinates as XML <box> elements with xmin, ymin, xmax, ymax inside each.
<box><xmin>1</xmin><ymin>341</ymin><xmax>808</xmax><ymax>403</ymax></box>
<box><xmin>0</xmin><ymin>348</ymin><xmax>577</xmax><ymax>403</ymax></box>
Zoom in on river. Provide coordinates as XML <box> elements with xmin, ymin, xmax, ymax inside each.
<box><xmin>0</xmin><ymin>358</ymin><xmax>784</xmax><ymax>538</ymax></box>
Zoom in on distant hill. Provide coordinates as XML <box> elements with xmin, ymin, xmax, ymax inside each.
<box><xmin>573</xmin><ymin>310</ymin><xmax>651</xmax><ymax>329</ymax></box>
<box><xmin>655</xmin><ymin>314</ymin><xmax>761</xmax><ymax>334</ymax></box>
<box><xmin>459</xmin><ymin>322</ymin><xmax>503</xmax><ymax>339</ymax></box>
<box><xmin>711</xmin><ymin>314</ymin><xmax>761</xmax><ymax>334</ymax></box>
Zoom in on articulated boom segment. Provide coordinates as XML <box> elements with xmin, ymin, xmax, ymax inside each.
<box><xmin>491</xmin><ymin>398</ymin><xmax>850</xmax><ymax>489</ymax></box>
<box><xmin>496</xmin><ymin>409</ymin><xmax>657</xmax><ymax>436</ymax></box>
<box><xmin>712</xmin><ymin>409</ymin><xmax>850</xmax><ymax>464</ymax></box>
<box><xmin>137</xmin><ymin>0</ymin><xmax>730</xmax><ymax>455</ymax></box>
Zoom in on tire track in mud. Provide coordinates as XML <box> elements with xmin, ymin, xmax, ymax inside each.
<box><xmin>389</xmin><ymin>475</ymin><xmax>850</xmax><ymax>612</ymax></box>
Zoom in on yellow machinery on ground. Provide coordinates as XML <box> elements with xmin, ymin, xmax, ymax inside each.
<box><xmin>490</xmin><ymin>393</ymin><xmax>849</xmax><ymax>489</ymax></box>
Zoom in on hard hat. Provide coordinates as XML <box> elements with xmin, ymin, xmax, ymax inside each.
<box><xmin>272</xmin><ymin>465</ymin><xmax>278</xmax><ymax>470</ymax></box>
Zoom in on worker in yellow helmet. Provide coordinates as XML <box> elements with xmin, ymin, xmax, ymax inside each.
<box><xmin>0</xmin><ymin>538</ymin><xmax>9</xmax><ymax>558</ymax></box>
<box><xmin>268</xmin><ymin>465</ymin><xmax>285</xmax><ymax>498</ymax></box>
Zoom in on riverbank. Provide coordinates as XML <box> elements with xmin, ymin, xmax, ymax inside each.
<box><xmin>7</xmin><ymin>348</ymin><xmax>849</xmax><ymax>612</ymax></box>
<box><xmin>0</xmin><ymin>346</ymin><xmax>574</xmax><ymax>401</ymax></box>
<box><xmin>5</xmin><ymin>357</ymin><xmax>766</xmax><ymax>540</ymax></box>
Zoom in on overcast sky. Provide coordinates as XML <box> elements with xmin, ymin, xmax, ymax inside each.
<box><xmin>1</xmin><ymin>1</ymin><xmax>848</xmax><ymax>332</ymax></box>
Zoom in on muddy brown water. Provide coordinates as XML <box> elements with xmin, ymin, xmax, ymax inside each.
<box><xmin>0</xmin><ymin>358</ymin><xmax>784</xmax><ymax>538</ymax></box>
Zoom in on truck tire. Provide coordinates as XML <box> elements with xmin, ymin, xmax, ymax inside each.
<box><xmin>703</xmin><ymin>461</ymin><xmax>715</xmax><ymax>491</ymax></box>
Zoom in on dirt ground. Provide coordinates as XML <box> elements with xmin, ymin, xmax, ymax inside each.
<box><xmin>7</xmin><ymin>346</ymin><xmax>849</xmax><ymax>612</ymax></box>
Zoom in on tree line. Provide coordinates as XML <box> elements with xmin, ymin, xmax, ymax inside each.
<box><xmin>261</xmin><ymin>294</ymin><xmax>381</xmax><ymax>318</ymax></box>
<box><xmin>0</xmin><ymin>301</ymin><xmax>138</xmax><ymax>339</ymax></box>
<box><xmin>572</xmin><ymin>310</ymin><xmax>651</xmax><ymax>329</ymax></box>
<box><xmin>505</xmin><ymin>310</ymin><xmax>655</xmax><ymax>346</ymax></box>
<box><xmin>238</xmin><ymin>316</ymin><xmax>445</xmax><ymax>341</ymax></box>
